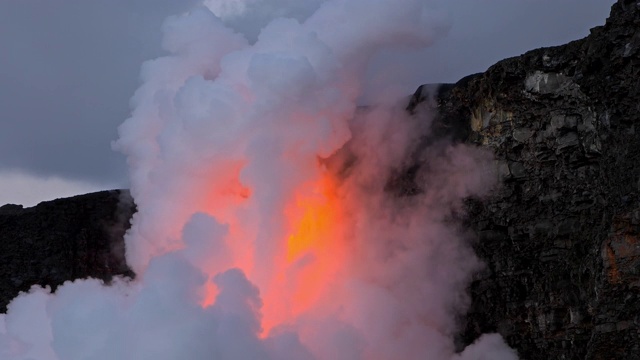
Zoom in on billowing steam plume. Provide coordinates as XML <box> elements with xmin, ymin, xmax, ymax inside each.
<box><xmin>0</xmin><ymin>1</ymin><xmax>518</xmax><ymax>359</ymax></box>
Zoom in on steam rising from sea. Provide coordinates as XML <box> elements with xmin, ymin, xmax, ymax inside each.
<box><xmin>0</xmin><ymin>1</ymin><xmax>517</xmax><ymax>359</ymax></box>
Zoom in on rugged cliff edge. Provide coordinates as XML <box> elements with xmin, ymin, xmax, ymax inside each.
<box><xmin>1</xmin><ymin>0</ymin><xmax>638</xmax><ymax>358</ymax></box>
<box><xmin>408</xmin><ymin>0</ymin><xmax>640</xmax><ymax>358</ymax></box>
<box><xmin>0</xmin><ymin>190</ymin><xmax>134</xmax><ymax>312</ymax></box>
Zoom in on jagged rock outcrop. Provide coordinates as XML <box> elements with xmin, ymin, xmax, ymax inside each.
<box><xmin>0</xmin><ymin>190</ymin><xmax>134</xmax><ymax>312</ymax></box>
<box><xmin>408</xmin><ymin>0</ymin><xmax>640</xmax><ymax>358</ymax></box>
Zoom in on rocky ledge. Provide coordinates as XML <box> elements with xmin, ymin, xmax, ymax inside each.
<box><xmin>0</xmin><ymin>190</ymin><xmax>134</xmax><ymax>313</ymax></box>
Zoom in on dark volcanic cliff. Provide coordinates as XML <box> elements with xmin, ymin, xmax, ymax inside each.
<box><xmin>408</xmin><ymin>0</ymin><xmax>640</xmax><ymax>358</ymax></box>
<box><xmin>1</xmin><ymin>1</ymin><xmax>639</xmax><ymax>359</ymax></box>
<box><xmin>0</xmin><ymin>190</ymin><xmax>134</xmax><ymax>312</ymax></box>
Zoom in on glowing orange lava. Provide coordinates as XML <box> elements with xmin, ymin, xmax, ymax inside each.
<box><xmin>194</xmin><ymin>159</ymin><xmax>347</xmax><ymax>336</ymax></box>
<box><xmin>260</xmin><ymin>170</ymin><xmax>347</xmax><ymax>334</ymax></box>
<box><xmin>286</xmin><ymin>175</ymin><xmax>338</xmax><ymax>262</ymax></box>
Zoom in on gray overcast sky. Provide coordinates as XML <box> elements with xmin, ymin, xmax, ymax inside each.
<box><xmin>0</xmin><ymin>0</ymin><xmax>615</xmax><ymax>206</ymax></box>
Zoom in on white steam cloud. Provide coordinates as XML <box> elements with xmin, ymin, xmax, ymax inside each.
<box><xmin>0</xmin><ymin>1</ymin><xmax>517</xmax><ymax>359</ymax></box>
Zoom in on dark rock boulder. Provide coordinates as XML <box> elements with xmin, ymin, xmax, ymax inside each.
<box><xmin>0</xmin><ymin>190</ymin><xmax>134</xmax><ymax>312</ymax></box>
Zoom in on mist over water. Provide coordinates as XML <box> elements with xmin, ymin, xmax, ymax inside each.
<box><xmin>0</xmin><ymin>1</ymin><xmax>517</xmax><ymax>359</ymax></box>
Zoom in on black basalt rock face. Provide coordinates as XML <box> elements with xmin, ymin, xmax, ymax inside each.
<box><xmin>406</xmin><ymin>0</ymin><xmax>640</xmax><ymax>358</ymax></box>
<box><xmin>0</xmin><ymin>190</ymin><xmax>135</xmax><ymax>313</ymax></box>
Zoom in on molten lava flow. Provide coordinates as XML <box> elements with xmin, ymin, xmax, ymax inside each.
<box><xmin>287</xmin><ymin>174</ymin><xmax>345</xmax><ymax>311</ymax></box>
<box><xmin>258</xmin><ymin>169</ymin><xmax>347</xmax><ymax>334</ymax></box>
<box><xmin>191</xmin><ymin>158</ymin><xmax>348</xmax><ymax>335</ymax></box>
<box><xmin>286</xmin><ymin>175</ymin><xmax>338</xmax><ymax>262</ymax></box>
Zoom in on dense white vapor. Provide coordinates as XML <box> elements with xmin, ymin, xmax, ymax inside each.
<box><xmin>203</xmin><ymin>0</ymin><xmax>325</xmax><ymax>40</ymax></box>
<box><xmin>0</xmin><ymin>1</ymin><xmax>518</xmax><ymax>359</ymax></box>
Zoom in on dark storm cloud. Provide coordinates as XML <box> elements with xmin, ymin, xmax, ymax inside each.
<box><xmin>0</xmin><ymin>0</ymin><xmax>615</xmax><ymax>196</ymax></box>
<box><xmin>0</xmin><ymin>0</ymin><xmax>197</xmax><ymax>187</ymax></box>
